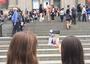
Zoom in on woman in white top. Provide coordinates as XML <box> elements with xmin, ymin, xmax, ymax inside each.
<box><xmin>82</xmin><ymin>6</ymin><xmax>87</xmax><ymax>22</ymax></box>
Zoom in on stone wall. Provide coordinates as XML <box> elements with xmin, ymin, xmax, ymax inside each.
<box><xmin>8</xmin><ymin>0</ymin><xmax>86</xmax><ymax>11</ymax></box>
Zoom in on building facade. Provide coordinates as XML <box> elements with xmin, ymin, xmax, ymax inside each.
<box><xmin>0</xmin><ymin>0</ymin><xmax>8</xmax><ymax>9</ymax></box>
<box><xmin>2</xmin><ymin>0</ymin><xmax>86</xmax><ymax>11</ymax></box>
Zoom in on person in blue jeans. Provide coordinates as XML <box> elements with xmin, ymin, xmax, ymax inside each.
<box><xmin>86</xmin><ymin>7</ymin><xmax>90</xmax><ymax>21</ymax></box>
<box><xmin>77</xmin><ymin>4</ymin><xmax>82</xmax><ymax>21</ymax></box>
<box><xmin>11</xmin><ymin>9</ymin><xmax>21</xmax><ymax>35</ymax></box>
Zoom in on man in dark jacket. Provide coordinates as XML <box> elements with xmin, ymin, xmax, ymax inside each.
<box><xmin>71</xmin><ymin>6</ymin><xmax>77</xmax><ymax>24</ymax></box>
<box><xmin>77</xmin><ymin>4</ymin><xmax>82</xmax><ymax>21</ymax></box>
<box><xmin>39</xmin><ymin>4</ymin><xmax>44</xmax><ymax>22</ymax></box>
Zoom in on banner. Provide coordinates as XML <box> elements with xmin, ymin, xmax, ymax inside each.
<box><xmin>0</xmin><ymin>0</ymin><xmax>6</xmax><ymax>4</ymax></box>
<box><xmin>87</xmin><ymin>0</ymin><xmax>90</xmax><ymax>3</ymax></box>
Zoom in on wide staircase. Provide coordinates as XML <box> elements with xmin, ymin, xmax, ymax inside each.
<box><xmin>0</xmin><ymin>36</ymin><xmax>90</xmax><ymax>64</ymax></box>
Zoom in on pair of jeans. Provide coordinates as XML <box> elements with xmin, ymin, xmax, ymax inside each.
<box><xmin>77</xmin><ymin>12</ymin><xmax>81</xmax><ymax>21</ymax></box>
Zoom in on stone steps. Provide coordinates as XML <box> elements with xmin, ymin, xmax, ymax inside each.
<box><xmin>0</xmin><ymin>36</ymin><xmax>90</xmax><ymax>64</ymax></box>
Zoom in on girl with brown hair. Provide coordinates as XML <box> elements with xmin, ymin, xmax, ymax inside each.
<box><xmin>7</xmin><ymin>31</ymin><xmax>38</xmax><ymax>64</ymax></box>
<box><xmin>61</xmin><ymin>36</ymin><xmax>84</xmax><ymax>64</ymax></box>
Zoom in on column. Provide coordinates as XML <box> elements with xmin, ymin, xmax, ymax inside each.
<box><xmin>75</xmin><ymin>0</ymin><xmax>78</xmax><ymax>6</ymax></box>
<box><xmin>40</xmin><ymin>0</ymin><xmax>43</xmax><ymax>4</ymax></box>
<box><xmin>8</xmin><ymin>0</ymin><xmax>16</xmax><ymax>7</ymax></box>
<box><xmin>61</xmin><ymin>0</ymin><xmax>65</xmax><ymax>8</ymax></box>
<box><xmin>28</xmin><ymin>0</ymin><xmax>32</xmax><ymax>11</ymax></box>
<box><xmin>50</xmin><ymin>0</ymin><xmax>54</xmax><ymax>5</ymax></box>
<box><xmin>61</xmin><ymin>0</ymin><xmax>67</xmax><ymax>10</ymax></box>
<box><xmin>18</xmin><ymin>0</ymin><xmax>32</xmax><ymax>11</ymax></box>
<box><xmin>18</xmin><ymin>0</ymin><xmax>25</xmax><ymax>10</ymax></box>
<box><xmin>78</xmin><ymin>0</ymin><xmax>85</xmax><ymax>5</ymax></box>
<box><xmin>61</xmin><ymin>0</ymin><xmax>76</xmax><ymax>10</ymax></box>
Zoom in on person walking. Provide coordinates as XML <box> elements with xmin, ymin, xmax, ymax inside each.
<box><xmin>77</xmin><ymin>4</ymin><xmax>82</xmax><ymax>21</ymax></box>
<box><xmin>11</xmin><ymin>9</ymin><xmax>21</xmax><ymax>35</ymax></box>
<box><xmin>82</xmin><ymin>6</ymin><xmax>87</xmax><ymax>22</ymax></box>
<box><xmin>51</xmin><ymin>5</ymin><xmax>55</xmax><ymax>20</ymax></box>
<box><xmin>39</xmin><ymin>4</ymin><xmax>44</xmax><ymax>22</ymax></box>
<box><xmin>46</xmin><ymin>2</ymin><xmax>51</xmax><ymax>21</ymax></box>
<box><xmin>71</xmin><ymin>6</ymin><xmax>77</xmax><ymax>24</ymax></box>
<box><xmin>86</xmin><ymin>7</ymin><xmax>90</xmax><ymax>21</ymax></box>
<box><xmin>65</xmin><ymin>5</ymin><xmax>72</xmax><ymax>30</ymax></box>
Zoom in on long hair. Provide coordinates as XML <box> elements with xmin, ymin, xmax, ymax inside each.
<box><xmin>7</xmin><ymin>31</ymin><xmax>38</xmax><ymax>64</ymax></box>
<box><xmin>61</xmin><ymin>36</ymin><xmax>84</xmax><ymax>64</ymax></box>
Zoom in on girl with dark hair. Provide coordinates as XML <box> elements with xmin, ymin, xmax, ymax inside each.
<box><xmin>61</xmin><ymin>36</ymin><xmax>84</xmax><ymax>64</ymax></box>
<box><xmin>7</xmin><ymin>31</ymin><xmax>38</xmax><ymax>64</ymax></box>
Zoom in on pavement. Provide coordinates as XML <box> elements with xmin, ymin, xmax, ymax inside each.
<box><xmin>1</xmin><ymin>16</ymin><xmax>90</xmax><ymax>37</ymax></box>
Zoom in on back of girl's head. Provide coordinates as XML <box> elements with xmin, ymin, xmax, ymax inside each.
<box><xmin>61</xmin><ymin>36</ymin><xmax>84</xmax><ymax>64</ymax></box>
<box><xmin>7</xmin><ymin>31</ymin><xmax>38</xmax><ymax>64</ymax></box>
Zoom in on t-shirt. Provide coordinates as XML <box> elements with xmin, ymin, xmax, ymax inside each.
<box><xmin>46</xmin><ymin>5</ymin><xmax>51</xmax><ymax>13</ymax></box>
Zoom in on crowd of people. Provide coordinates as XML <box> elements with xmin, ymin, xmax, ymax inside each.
<box><xmin>0</xmin><ymin>3</ymin><xmax>89</xmax><ymax>34</ymax></box>
<box><xmin>6</xmin><ymin>31</ymin><xmax>85</xmax><ymax>64</ymax></box>
<box><xmin>0</xmin><ymin>2</ymin><xmax>88</xmax><ymax>64</ymax></box>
